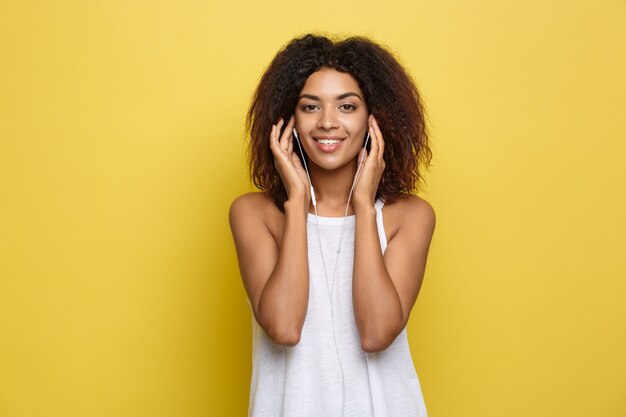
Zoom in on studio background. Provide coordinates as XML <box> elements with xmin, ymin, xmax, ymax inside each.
<box><xmin>1</xmin><ymin>0</ymin><xmax>625</xmax><ymax>416</ymax></box>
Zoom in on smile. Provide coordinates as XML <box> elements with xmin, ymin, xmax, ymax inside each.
<box><xmin>313</xmin><ymin>136</ymin><xmax>346</xmax><ymax>153</ymax></box>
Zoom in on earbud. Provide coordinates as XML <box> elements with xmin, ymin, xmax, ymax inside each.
<box><xmin>363</xmin><ymin>131</ymin><xmax>370</xmax><ymax>153</ymax></box>
<box><xmin>354</xmin><ymin>131</ymin><xmax>370</xmax><ymax>179</ymax></box>
<box><xmin>292</xmin><ymin>127</ymin><xmax>316</xmax><ymax>207</ymax></box>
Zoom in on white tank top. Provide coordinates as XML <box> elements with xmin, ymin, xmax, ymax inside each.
<box><xmin>249</xmin><ymin>199</ymin><xmax>428</xmax><ymax>417</ymax></box>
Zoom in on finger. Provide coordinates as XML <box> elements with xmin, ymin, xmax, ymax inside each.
<box><xmin>269</xmin><ymin>123</ymin><xmax>278</xmax><ymax>151</ymax></box>
<box><xmin>368</xmin><ymin>121</ymin><xmax>378</xmax><ymax>162</ymax></box>
<box><xmin>287</xmin><ymin>129</ymin><xmax>293</xmax><ymax>154</ymax></box>
<box><xmin>371</xmin><ymin>115</ymin><xmax>385</xmax><ymax>164</ymax></box>
<box><xmin>287</xmin><ymin>122</ymin><xmax>295</xmax><ymax>155</ymax></box>
<box><xmin>354</xmin><ymin>147</ymin><xmax>368</xmax><ymax>183</ymax></box>
<box><xmin>276</xmin><ymin>118</ymin><xmax>286</xmax><ymax>151</ymax></box>
<box><xmin>279</xmin><ymin>115</ymin><xmax>295</xmax><ymax>152</ymax></box>
<box><xmin>290</xmin><ymin>151</ymin><xmax>303</xmax><ymax>169</ymax></box>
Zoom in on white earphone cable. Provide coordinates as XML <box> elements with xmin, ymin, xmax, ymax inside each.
<box><xmin>292</xmin><ymin>127</ymin><xmax>370</xmax><ymax>417</ymax></box>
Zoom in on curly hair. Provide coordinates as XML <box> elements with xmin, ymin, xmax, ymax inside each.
<box><xmin>246</xmin><ymin>33</ymin><xmax>432</xmax><ymax>212</ymax></box>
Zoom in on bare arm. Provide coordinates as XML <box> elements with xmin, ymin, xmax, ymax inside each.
<box><xmin>229</xmin><ymin>116</ymin><xmax>311</xmax><ymax>346</ymax></box>
<box><xmin>229</xmin><ymin>194</ymin><xmax>309</xmax><ymax>346</ymax></box>
<box><xmin>352</xmin><ymin>115</ymin><xmax>436</xmax><ymax>352</ymax></box>
<box><xmin>352</xmin><ymin>197</ymin><xmax>436</xmax><ymax>352</ymax></box>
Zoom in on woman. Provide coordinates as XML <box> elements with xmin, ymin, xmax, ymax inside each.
<box><xmin>229</xmin><ymin>33</ymin><xmax>436</xmax><ymax>417</ymax></box>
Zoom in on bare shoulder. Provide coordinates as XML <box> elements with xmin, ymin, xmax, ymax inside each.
<box><xmin>229</xmin><ymin>192</ymin><xmax>284</xmax><ymax>242</ymax></box>
<box><xmin>382</xmin><ymin>194</ymin><xmax>436</xmax><ymax>242</ymax></box>
<box><xmin>396</xmin><ymin>194</ymin><xmax>435</xmax><ymax>223</ymax></box>
<box><xmin>230</xmin><ymin>192</ymin><xmax>269</xmax><ymax>218</ymax></box>
<box><xmin>229</xmin><ymin>191</ymin><xmax>279</xmax><ymax>224</ymax></box>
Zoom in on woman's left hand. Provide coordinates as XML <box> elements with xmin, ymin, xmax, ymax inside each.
<box><xmin>353</xmin><ymin>114</ymin><xmax>386</xmax><ymax>211</ymax></box>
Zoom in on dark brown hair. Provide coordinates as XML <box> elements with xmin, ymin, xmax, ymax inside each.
<box><xmin>246</xmin><ymin>33</ymin><xmax>432</xmax><ymax>211</ymax></box>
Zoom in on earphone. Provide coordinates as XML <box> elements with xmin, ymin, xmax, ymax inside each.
<box><xmin>291</xmin><ymin>126</ymin><xmax>371</xmax><ymax>417</ymax></box>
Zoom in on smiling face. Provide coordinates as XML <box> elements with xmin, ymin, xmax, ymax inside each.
<box><xmin>294</xmin><ymin>68</ymin><xmax>369</xmax><ymax>172</ymax></box>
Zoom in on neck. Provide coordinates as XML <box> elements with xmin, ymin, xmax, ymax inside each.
<box><xmin>308</xmin><ymin>159</ymin><xmax>359</xmax><ymax>216</ymax></box>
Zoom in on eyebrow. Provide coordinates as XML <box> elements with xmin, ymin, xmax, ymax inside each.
<box><xmin>298</xmin><ymin>92</ymin><xmax>363</xmax><ymax>101</ymax></box>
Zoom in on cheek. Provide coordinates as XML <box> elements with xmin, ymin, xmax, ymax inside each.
<box><xmin>343</xmin><ymin>113</ymin><xmax>368</xmax><ymax>133</ymax></box>
<box><xmin>294</xmin><ymin>113</ymin><xmax>314</xmax><ymax>130</ymax></box>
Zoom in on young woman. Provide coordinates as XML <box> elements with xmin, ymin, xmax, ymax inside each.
<box><xmin>229</xmin><ymin>34</ymin><xmax>436</xmax><ymax>417</ymax></box>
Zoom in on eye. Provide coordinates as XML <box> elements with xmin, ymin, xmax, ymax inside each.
<box><xmin>340</xmin><ymin>103</ymin><xmax>357</xmax><ymax>111</ymax></box>
<box><xmin>301</xmin><ymin>104</ymin><xmax>318</xmax><ymax>112</ymax></box>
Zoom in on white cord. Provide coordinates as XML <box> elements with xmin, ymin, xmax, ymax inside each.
<box><xmin>293</xmin><ymin>128</ymin><xmax>370</xmax><ymax>417</ymax></box>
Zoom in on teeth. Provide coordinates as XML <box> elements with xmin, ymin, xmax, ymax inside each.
<box><xmin>318</xmin><ymin>139</ymin><xmax>341</xmax><ymax>145</ymax></box>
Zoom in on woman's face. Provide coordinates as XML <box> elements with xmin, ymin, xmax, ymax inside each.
<box><xmin>294</xmin><ymin>68</ymin><xmax>369</xmax><ymax>171</ymax></box>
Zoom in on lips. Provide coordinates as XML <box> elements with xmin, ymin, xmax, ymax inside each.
<box><xmin>313</xmin><ymin>136</ymin><xmax>346</xmax><ymax>153</ymax></box>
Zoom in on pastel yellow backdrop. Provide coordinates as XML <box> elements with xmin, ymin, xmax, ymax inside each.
<box><xmin>1</xmin><ymin>0</ymin><xmax>624</xmax><ymax>416</ymax></box>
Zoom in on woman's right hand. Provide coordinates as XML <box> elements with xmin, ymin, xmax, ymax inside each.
<box><xmin>270</xmin><ymin>115</ymin><xmax>311</xmax><ymax>207</ymax></box>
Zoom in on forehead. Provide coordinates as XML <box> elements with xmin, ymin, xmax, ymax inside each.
<box><xmin>300</xmin><ymin>68</ymin><xmax>362</xmax><ymax>98</ymax></box>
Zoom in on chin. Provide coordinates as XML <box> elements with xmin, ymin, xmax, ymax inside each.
<box><xmin>308</xmin><ymin>154</ymin><xmax>359</xmax><ymax>172</ymax></box>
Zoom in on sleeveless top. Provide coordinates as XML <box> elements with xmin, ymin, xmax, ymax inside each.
<box><xmin>248</xmin><ymin>199</ymin><xmax>428</xmax><ymax>417</ymax></box>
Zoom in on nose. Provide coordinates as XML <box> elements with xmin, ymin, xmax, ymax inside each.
<box><xmin>316</xmin><ymin>109</ymin><xmax>340</xmax><ymax>130</ymax></box>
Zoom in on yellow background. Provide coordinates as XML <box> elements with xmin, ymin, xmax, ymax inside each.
<box><xmin>1</xmin><ymin>0</ymin><xmax>625</xmax><ymax>416</ymax></box>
